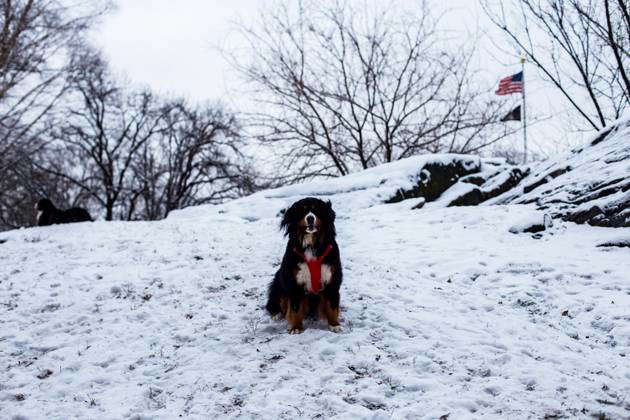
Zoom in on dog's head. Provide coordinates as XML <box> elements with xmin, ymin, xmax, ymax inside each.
<box><xmin>281</xmin><ymin>197</ymin><xmax>336</xmax><ymax>240</ymax></box>
<box><xmin>35</xmin><ymin>198</ymin><xmax>54</xmax><ymax>212</ymax></box>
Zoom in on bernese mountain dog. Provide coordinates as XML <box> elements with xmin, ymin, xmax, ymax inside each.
<box><xmin>266</xmin><ymin>197</ymin><xmax>343</xmax><ymax>334</ymax></box>
<box><xmin>35</xmin><ymin>198</ymin><xmax>92</xmax><ymax>226</ymax></box>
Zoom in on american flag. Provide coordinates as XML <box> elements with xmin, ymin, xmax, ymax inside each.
<box><xmin>495</xmin><ymin>71</ymin><xmax>523</xmax><ymax>95</ymax></box>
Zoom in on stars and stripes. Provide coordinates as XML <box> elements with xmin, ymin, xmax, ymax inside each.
<box><xmin>495</xmin><ymin>71</ymin><xmax>523</xmax><ymax>95</ymax></box>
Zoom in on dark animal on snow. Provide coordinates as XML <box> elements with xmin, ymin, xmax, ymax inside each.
<box><xmin>265</xmin><ymin>197</ymin><xmax>343</xmax><ymax>334</ymax></box>
<box><xmin>35</xmin><ymin>199</ymin><xmax>92</xmax><ymax>226</ymax></box>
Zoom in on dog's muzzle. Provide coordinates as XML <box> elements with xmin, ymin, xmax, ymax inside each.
<box><xmin>305</xmin><ymin>212</ymin><xmax>318</xmax><ymax>233</ymax></box>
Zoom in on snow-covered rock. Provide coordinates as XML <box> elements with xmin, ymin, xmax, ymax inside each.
<box><xmin>491</xmin><ymin>117</ymin><xmax>630</xmax><ymax>227</ymax></box>
<box><xmin>174</xmin><ymin>117</ymin><xmax>629</xmax><ymax>229</ymax></box>
<box><xmin>172</xmin><ymin>153</ymin><xmax>483</xmax><ymax>220</ymax></box>
<box><xmin>508</xmin><ymin>212</ymin><xmax>553</xmax><ymax>234</ymax></box>
<box><xmin>186</xmin><ymin>117</ymin><xmax>630</xmax><ymax>229</ymax></box>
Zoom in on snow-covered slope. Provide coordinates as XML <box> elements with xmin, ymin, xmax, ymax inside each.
<box><xmin>1</xmin><ymin>169</ymin><xmax>629</xmax><ymax>418</ymax></box>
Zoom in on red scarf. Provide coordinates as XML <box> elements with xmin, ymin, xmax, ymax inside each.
<box><xmin>294</xmin><ymin>244</ymin><xmax>333</xmax><ymax>293</ymax></box>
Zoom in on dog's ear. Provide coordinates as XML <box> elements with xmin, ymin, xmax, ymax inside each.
<box><xmin>326</xmin><ymin>200</ymin><xmax>336</xmax><ymax>222</ymax></box>
<box><xmin>280</xmin><ymin>203</ymin><xmax>296</xmax><ymax>236</ymax></box>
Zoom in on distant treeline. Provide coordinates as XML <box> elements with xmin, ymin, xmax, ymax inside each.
<box><xmin>1</xmin><ymin>0</ymin><xmax>627</xmax><ymax>230</ymax></box>
<box><xmin>0</xmin><ymin>0</ymin><xmax>259</xmax><ymax>230</ymax></box>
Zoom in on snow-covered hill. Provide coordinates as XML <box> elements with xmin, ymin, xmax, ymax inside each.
<box><xmin>1</xmin><ymin>129</ymin><xmax>630</xmax><ymax>418</ymax></box>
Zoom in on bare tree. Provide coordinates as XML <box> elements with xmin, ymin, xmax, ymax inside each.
<box><xmin>27</xmin><ymin>44</ymin><xmax>258</xmax><ymax>224</ymax></box>
<box><xmin>232</xmin><ymin>0</ymin><xmax>514</xmax><ymax>179</ymax></box>
<box><xmin>0</xmin><ymin>0</ymin><xmax>110</xmax><ymax>171</ymax></box>
<box><xmin>131</xmin><ymin>100</ymin><xmax>252</xmax><ymax>220</ymax></box>
<box><xmin>42</xmin><ymin>46</ymin><xmax>165</xmax><ymax>221</ymax></box>
<box><xmin>0</xmin><ymin>3</ymin><xmax>258</xmax><ymax>228</ymax></box>
<box><xmin>482</xmin><ymin>0</ymin><xmax>629</xmax><ymax>131</ymax></box>
<box><xmin>0</xmin><ymin>0</ymin><xmax>110</xmax><ymax>230</ymax></box>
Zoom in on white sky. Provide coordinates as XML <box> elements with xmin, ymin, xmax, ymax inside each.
<box><xmin>95</xmin><ymin>0</ymin><xmax>251</xmax><ymax>101</ymax></box>
<box><xmin>94</xmin><ymin>0</ymin><xmax>584</xmax><ymax>157</ymax></box>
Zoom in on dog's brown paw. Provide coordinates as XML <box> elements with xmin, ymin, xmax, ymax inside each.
<box><xmin>328</xmin><ymin>324</ymin><xmax>342</xmax><ymax>333</ymax></box>
<box><xmin>288</xmin><ymin>327</ymin><xmax>304</xmax><ymax>334</ymax></box>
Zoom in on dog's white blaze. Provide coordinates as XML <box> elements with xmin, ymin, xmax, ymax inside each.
<box><xmin>304</xmin><ymin>211</ymin><xmax>317</xmax><ymax>223</ymax></box>
<box><xmin>304</xmin><ymin>212</ymin><xmax>318</xmax><ymax>233</ymax></box>
<box><xmin>36</xmin><ymin>211</ymin><xmax>43</xmax><ymax>224</ymax></box>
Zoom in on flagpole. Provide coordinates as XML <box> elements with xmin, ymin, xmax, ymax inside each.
<box><xmin>521</xmin><ymin>56</ymin><xmax>527</xmax><ymax>164</ymax></box>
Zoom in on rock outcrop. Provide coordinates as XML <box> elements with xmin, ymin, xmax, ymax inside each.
<box><xmin>385</xmin><ymin>117</ymin><xmax>630</xmax><ymax>228</ymax></box>
<box><xmin>385</xmin><ymin>157</ymin><xmax>481</xmax><ymax>204</ymax></box>
<box><xmin>446</xmin><ymin>167</ymin><xmax>530</xmax><ymax>207</ymax></box>
<box><xmin>175</xmin><ymin>118</ymin><xmax>629</xmax><ymax>228</ymax></box>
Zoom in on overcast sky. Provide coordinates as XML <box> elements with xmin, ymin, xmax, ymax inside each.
<box><xmin>94</xmin><ymin>0</ymin><xmax>580</xmax><ymax>156</ymax></box>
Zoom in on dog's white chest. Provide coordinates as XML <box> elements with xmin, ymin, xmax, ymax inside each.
<box><xmin>296</xmin><ymin>260</ymin><xmax>333</xmax><ymax>291</ymax></box>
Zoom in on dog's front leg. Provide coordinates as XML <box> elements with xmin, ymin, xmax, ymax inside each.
<box><xmin>321</xmin><ymin>289</ymin><xmax>342</xmax><ymax>332</ymax></box>
<box><xmin>286</xmin><ymin>294</ymin><xmax>306</xmax><ymax>334</ymax></box>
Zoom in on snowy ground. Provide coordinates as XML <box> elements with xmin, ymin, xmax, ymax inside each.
<box><xmin>1</xmin><ymin>190</ymin><xmax>630</xmax><ymax>419</ymax></box>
